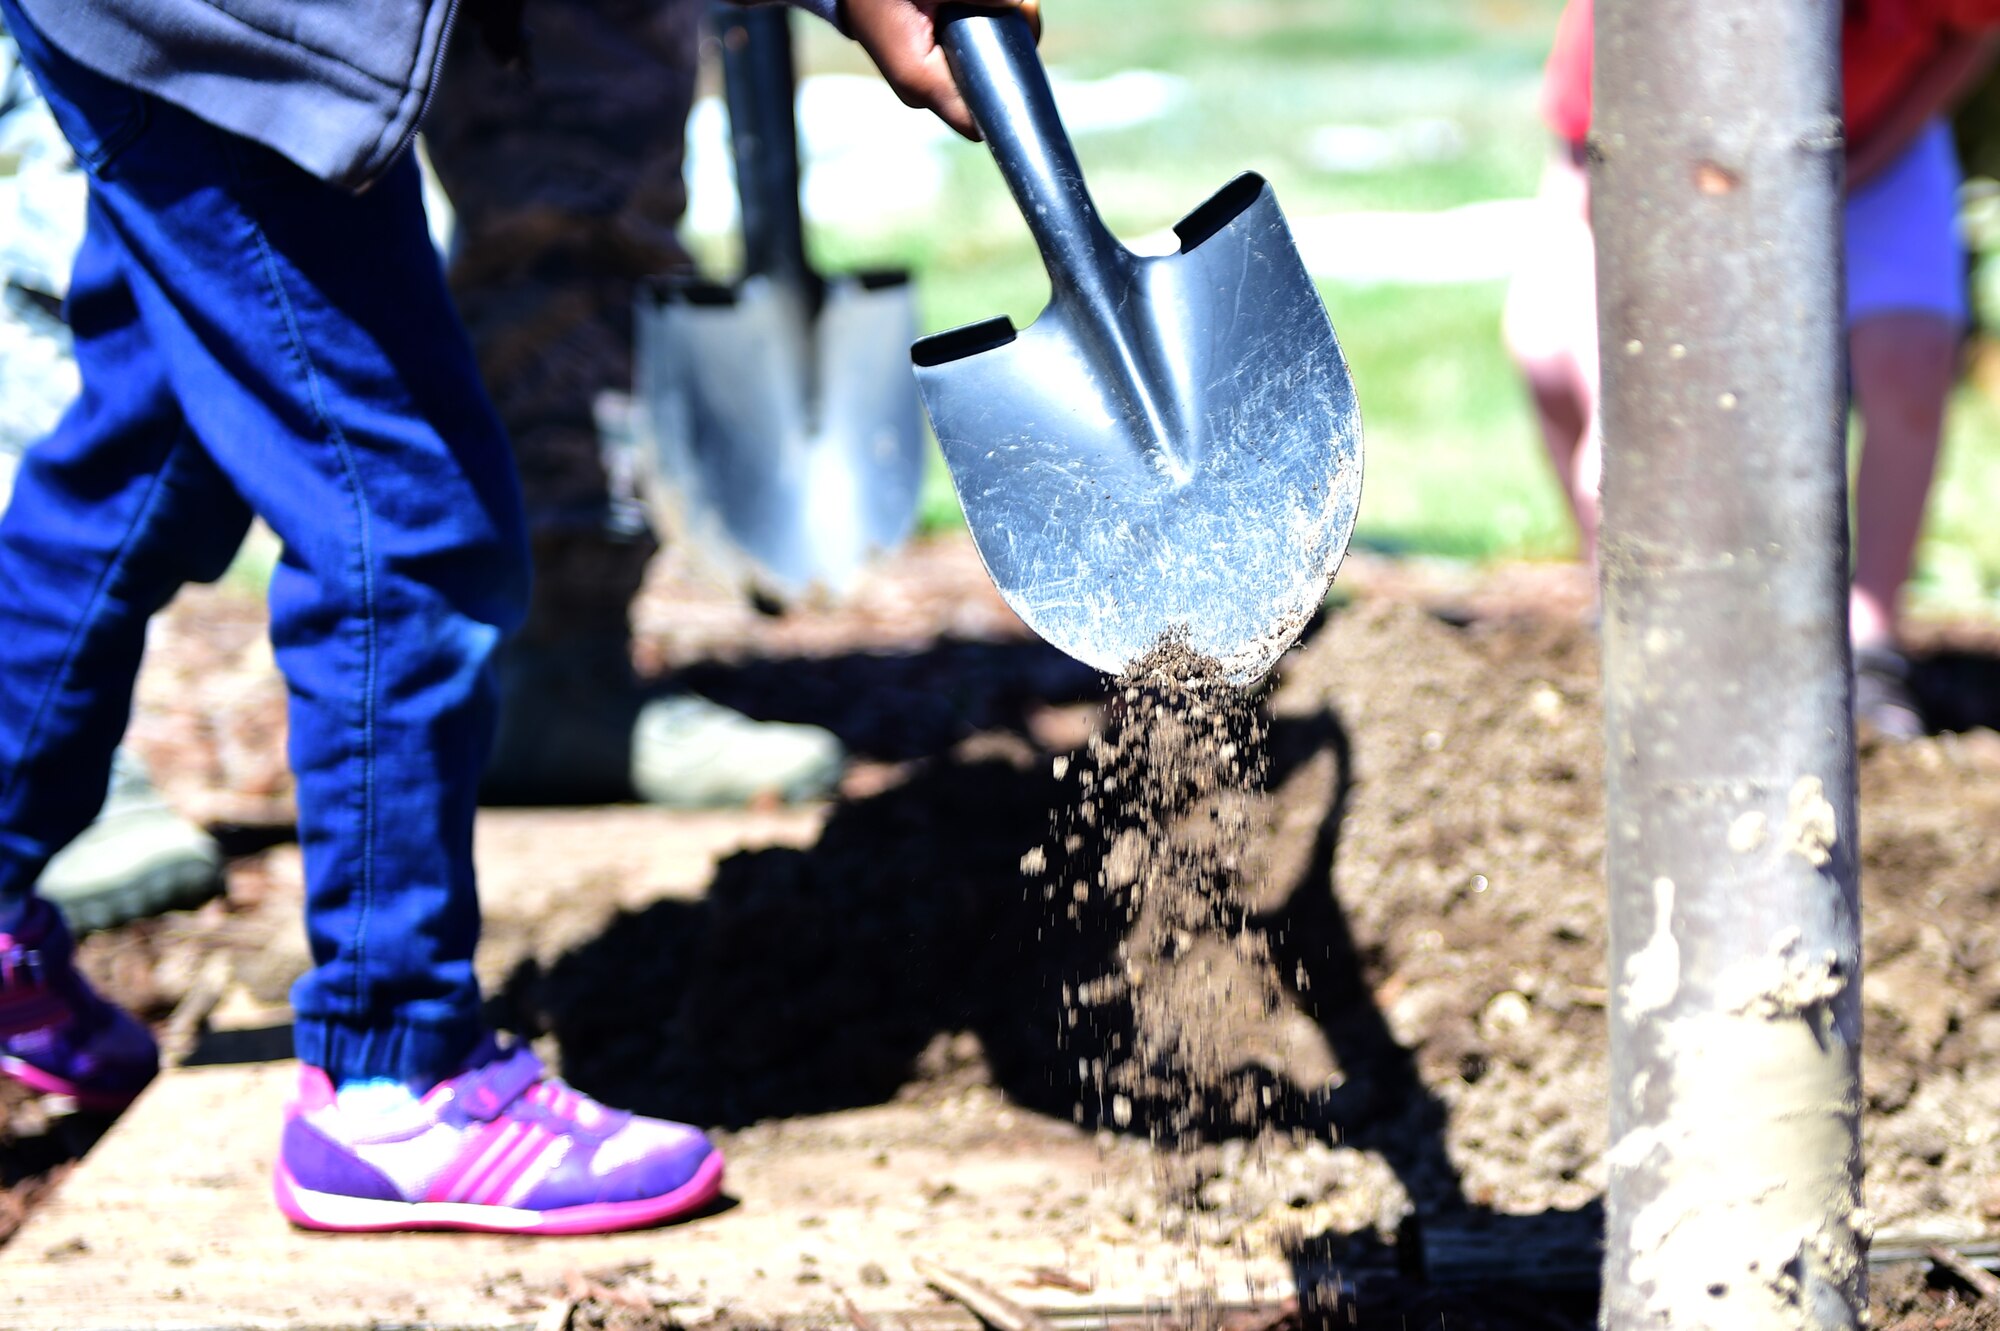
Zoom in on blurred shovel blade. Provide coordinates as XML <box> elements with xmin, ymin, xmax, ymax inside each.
<box><xmin>637</xmin><ymin>270</ymin><xmax>928</xmax><ymax>599</ymax></box>
<box><xmin>914</xmin><ymin>176</ymin><xmax>1363</xmax><ymax>685</ymax></box>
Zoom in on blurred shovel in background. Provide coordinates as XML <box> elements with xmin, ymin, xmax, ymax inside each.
<box><xmin>915</xmin><ymin>7</ymin><xmax>1363</xmax><ymax>685</ymax></box>
<box><xmin>636</xmin><ymin>4</ymin><xmax>926</xmax><ymax>601</ymax></box>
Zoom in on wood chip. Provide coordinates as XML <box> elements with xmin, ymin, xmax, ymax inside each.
<box><xmin>159</xmin><ymin>954</ymin><xmax>233</xmax><ymax>1070</ymax></box>
<box><xmin>1928</xmin><ymin>1244</ymin><xmax>2000</xmax><ymax>1301</ymax></box>
<box><xmin>914</xmin><ymin>1258</ymin><xmax>1058</xmax><ymax>1331</ymax></box>
<box><xmin>843</xmin><ymin>1295</ymin><xmax>881</xmax><ymax>1331</ymax></box>
<box><xmin>560</xmin><ymin>1267</ymin><xmax>650</xmax><ymax>1312</ymax></box>
<box><xmin>1025</xmin><ymin>1267</ymin><xmax>1093</xmax><ymax>1294</ymax></box>
<box><xmin>1221</xmin><ymin>1297</ymin><xmax>1301</xmax><ymax>1331</ymax></box>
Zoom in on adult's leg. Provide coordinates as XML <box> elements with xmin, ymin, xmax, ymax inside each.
<box><xmin>426</xmin><ymin>0</ymin><xmax>842</xmax><ymax>807</ymax></box>
<box><xmin>1504</xmin><ymin>144</ymin><xmax>1602</xmax><ymax>564</ymax></box>
<box><xmin>1849</xmin><ymin>313</ymin><xmax>1957</xmax><ymax>650</ymax></box>
<box><xmin>426</xmin><ymin>0</ymin><xmax>699</xmax><ymax>655</ymax></box>
<box><xmin>1843</xmin><ymin>120</ymin><xmax>1969</xmax><ymax>654</ymax></box>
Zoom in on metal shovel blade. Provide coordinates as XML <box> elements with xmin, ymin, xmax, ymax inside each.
<box><xmin>916</xmin><ymin>10</ymin><xmax>1362</xmax><ymax>685</ymax></box>
<box><xmin>635</xmin><ymin>5</ymin><xmax>927</xmax><ymax>599</ymax></box>
<box><xmin>638</xmin><ymin>271</ymin><xmax>925</xmax><ymax>596</ymax></box>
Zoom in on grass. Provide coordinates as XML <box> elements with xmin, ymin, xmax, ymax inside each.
<box><xmin>1913</xmin><ymin>375</ymin><xmax>2000</xmax><ymax>615</ymax></box>
<box><xmin>1330</xmin><ymin>282</ymin><xmax>1573</xmax><ymax>560</ymax></box>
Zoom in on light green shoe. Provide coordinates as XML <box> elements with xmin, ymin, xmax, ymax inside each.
<box><xmin>630</xmin><ymin>694</ymin><xmax>844</xmax><ymax>809</ymax></box>
<box><xmin>40</xmin><ymin>751</ymin><xmax>224</xmax><ymax>933</ymax></box>
<box><xmin>485</xmin><ymin>639</ymin><xmax>845</xmax><ymax>808</ymax></box>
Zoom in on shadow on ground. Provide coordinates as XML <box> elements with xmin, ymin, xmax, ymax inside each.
<box><xmin>500</xmin><ymin>674</ymin><xmax>1395</xmax><ymax>1135</ymax></box>
<box><xmin>1912</xmin><ymin>649</ymin><xmax>2000</xmax><ymax>735</ymax></box>
<box><xmin>668</xmin><ymin>638</ymin><xmax>1107</xmax><ymax>761</ymax></box>
<box><xmin>498</xmin><ymin>617</ymin><xmax>1603</xmax><ymax>1328</ymax></box>
<box><xmin>0</xmin><ymin>1085</ymin><xmax>109</xmax><ymax>1244</ymax></box>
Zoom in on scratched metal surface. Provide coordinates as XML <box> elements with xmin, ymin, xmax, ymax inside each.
<box><xmin>917</xmin><ymin>180</ymin><xmax>1363</xmax><ymax>685</ymax></box>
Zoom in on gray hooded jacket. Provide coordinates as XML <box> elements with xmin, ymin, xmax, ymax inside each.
<box><xmin>15</xmin><ymin>0</ymin><xmax>837</xmax><ymax>192</ymax></box>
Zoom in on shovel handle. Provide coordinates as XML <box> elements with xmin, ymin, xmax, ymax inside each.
<box><xmin>937</xmin><ymin>6</ymin><xmax>1131</xmax><ymax>301</ymax></box>
<box><xmin>717</xmin><ymin>3</ymin><xmax>817</xmax><ymax>298</ymax></box>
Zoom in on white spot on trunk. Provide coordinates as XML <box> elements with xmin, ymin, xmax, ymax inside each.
<box><xmin>1727</xmin><ymin>811</ymin><xmax>1768</xmax><ymax>854</ymax></box>
<box><xmin>1622</xmin><ymin>876</ymin><xmax>1680</xmax><ymax>1016</ymax></box>
<box><xmin>1785</xmin><ymin>776</ymin><xmax>1838</xmax><ymax>867</ymax></box>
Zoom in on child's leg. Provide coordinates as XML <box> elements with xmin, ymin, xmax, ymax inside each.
<box><xmin>98</xmin><ymin>164</ymin><xmax>530</xmax><ymax>1090</ymax></box>
<box><xmin>0</xmin><ymin>205</ymin><xmax>251</xmax><ymax>922</ymax></box>
<box><xmin>3</xmin><ymin>2</ymin><xmax>724</xmax><ymax>1237</ymax></box>
<box><xmin>0</xmin><ymin>0</ymin><xmax>530</xmax><ymax>1090</ymax></box>
<box><xmin>0</xmin><ymin>101</ymin><xmax>227</xmax><ymax>933</ymax></box>
<box><xmin>0</xmin><ymin>182</ymin><xmax>251</xmax><ymax>1113</ymax></box>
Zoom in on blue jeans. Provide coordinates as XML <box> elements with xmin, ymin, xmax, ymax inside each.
<box><xmin>0</xmin><ymin>0</ymin><xmax>530</xmax><ymax>1085</ymax></box>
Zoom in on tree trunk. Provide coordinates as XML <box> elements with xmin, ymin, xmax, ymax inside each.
<box><xmin>1595</xmin><ymin>2</ymin><xmax>1866</xmax><ymax>1328</ymax></box>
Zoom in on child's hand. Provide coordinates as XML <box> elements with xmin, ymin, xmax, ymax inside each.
<box><xmin>843</xmin><ymin>0</ymin><xmax>1041</xmax><ymax>140</ymax></box>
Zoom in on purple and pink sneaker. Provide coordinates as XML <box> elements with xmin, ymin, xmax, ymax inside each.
<box><xmin>0</xmin><ymin>897</ymin><xmax>159</xmax><ymax>1112</ymax></box>
<box><xmin>274</xmin><ymin>1040</ymin><xmax>724</xmax><ymax>1234</ymax></box>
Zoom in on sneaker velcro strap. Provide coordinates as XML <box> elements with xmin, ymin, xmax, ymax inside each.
<box><xmin>454</xmin><ymin>1046</ymin><xmax>546</xmax><ymax>1121</ymax></box>
<box><xmin>0</xmin><ymin>947</ymin><xmax>48</xmax><ymax>988</ymax></box>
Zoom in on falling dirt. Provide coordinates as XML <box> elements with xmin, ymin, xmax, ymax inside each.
<box><xmin>1043</xmin><ymin>633</ymin><xmax>1291</xmax><ymax>1330</ymax></box>
<box><xmin>1057</xmin><ymin>633</ymin><xmax>1281</xmax><ymax>1147</ymax></box>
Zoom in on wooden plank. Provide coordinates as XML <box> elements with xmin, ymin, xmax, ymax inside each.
<box><xmin>0</xmin><ymin>1062</ymin><xmax>1296</xmax><ymax>1331</ymax></box>
<box><xmin>914</xmin><ymin>1259</ymin><xmax>1059</xmax><ymax>1331</ymax></box>
<box><xmin>1406</xmin><ymin>1207</ymin><xmax>1603</xmax><ymax>1292</ymax></box>
<box><xmin>1</xmin><ymin>803</ymin><xmax>1307</xmax><ymax>1330</ymax></box>
<box><xmin>1413</xmin><ymin>1211</ymin><xmax>2000</xmax><ymax>1293</ymax></box>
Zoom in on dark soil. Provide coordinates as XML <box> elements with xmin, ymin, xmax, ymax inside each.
<box><xmin>15</xmin><ymin>545</ymin><xmax>2000</xmax><ymax>1329</ymax></box>
<box><xmin>1061</xmin><ymin>634</ymin><xmax>1283</xmax><ymax>1148</ymax></box>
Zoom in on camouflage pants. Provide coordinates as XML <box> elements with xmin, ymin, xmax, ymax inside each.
<box><xmin>425</xmin><ymin>0</ymin><xmax>705</xmax><ymax>645</ymax></box>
